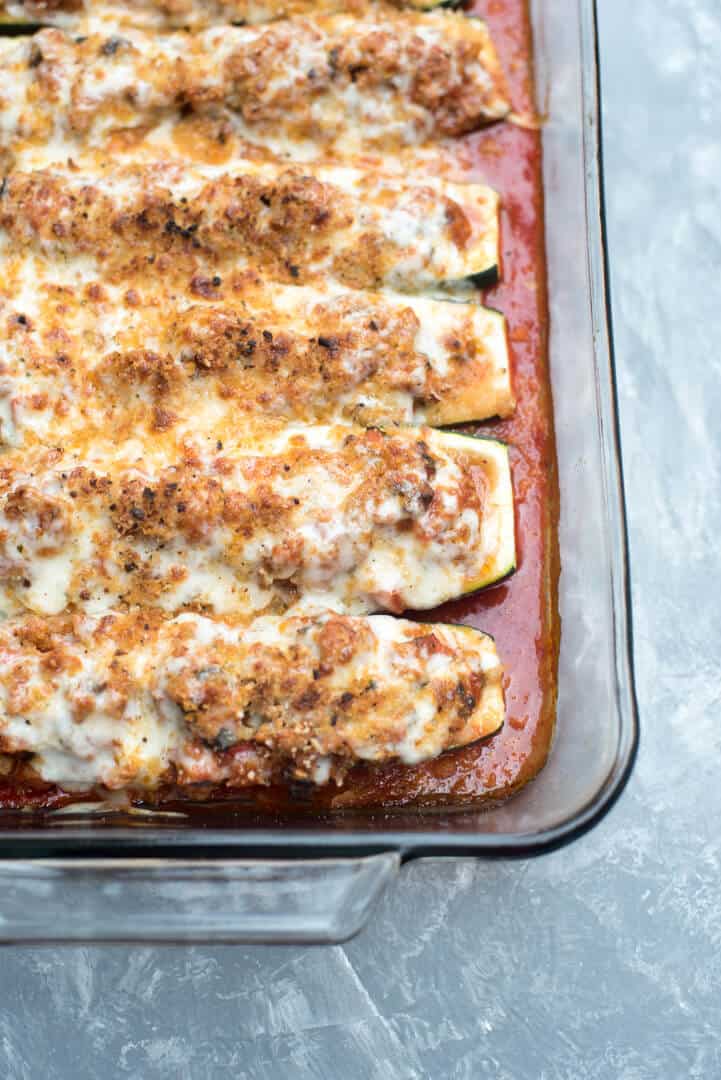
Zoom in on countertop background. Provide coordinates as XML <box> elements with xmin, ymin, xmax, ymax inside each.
<box><xmin>1</xmin><ymin>1</ymin><xmax>719</xmax><ymax>1076</ymax></box>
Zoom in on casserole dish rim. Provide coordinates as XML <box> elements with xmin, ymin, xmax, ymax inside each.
<box><xmin>0</xmin><ymin>0</ymin><xmax>639</xmax><ymax>865</ymax></box>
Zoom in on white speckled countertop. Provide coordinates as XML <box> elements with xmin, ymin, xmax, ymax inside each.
<box><xmin>0</xmin><ymin>2</ymin><xmax>717</xmax><ymax>1076</ymax></box>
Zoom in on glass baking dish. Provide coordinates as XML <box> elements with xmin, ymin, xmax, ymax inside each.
<box><xmin>0</xmin><ymin>0</ymin><xmax>638</xmax><ymax>943</ymax></box>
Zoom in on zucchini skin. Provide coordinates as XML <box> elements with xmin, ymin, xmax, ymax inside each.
<box><xmin>467</xmin><ymin>266</ymin><xmax>501</xmax><ymax>290</ymax></box>
<box><xmin>454</xmin><ymin>561</ymin><xmax>516</xmax><ymax>601</ymax></box>
<box><xmin>0</xmin><ymin>19</ymin><xmax>39</xmax><ymax>31</ymax></box>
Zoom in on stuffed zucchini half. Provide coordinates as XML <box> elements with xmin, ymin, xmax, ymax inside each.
<box><xmin>0</xmin><ymin>425</ymin><xmax>515</xmax><ymax>619</ymax></box>
<box><xmin>0</xmin><ymin>263</ymin><xmax>513</xmax><ymax>446</ymax></box>
<box><xmin>0</xmin><ymin>0</ymin><xmax>457</xmax><ymax>31</ymax></box>
<box><xmin>0</xmin><ymin>609</ymin><xmax>504</xmax><ymax>791</ymax></box>
<box><xmin>0</xmin><ymin>13</ymin><xmax>509</xmax><ymax>163</ymax></box>
<box><xmin>0</xmin><ymin>162</ymin><xmax>499</xmax><ymax>292</ymax></box>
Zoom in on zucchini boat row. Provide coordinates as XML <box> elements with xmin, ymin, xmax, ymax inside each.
<box><xmin>0</xmin><ymin>163</ymin><xmax>499</xmax><ymax>291</ymax></box>
<box><xmin>0</xmin><ymin>609</ymin><xmax>504</xmax><ymax>790</ymax></box>
<box><xmin>0</xmin><ymin>5</ymin><xmax>518</xmax><ymax>796</ymax></box>
<box><xmin>0</xmin><ymin>426</ymin><xmax>516</xmax><ymax>618</ymax></box>
<box><xmin>0</xmin><ymin>264</ymin><xmax>513</xmax><ymax>445</ymax></box>
<box><xmin>0</xmin><ymin>0</ymin><xmax>459</xmax><ymax>31</ymax></box>
<box><xmin>0</xmin><ymin>13</ymin><xmax>510</xmax><ymax>164</ymax></box>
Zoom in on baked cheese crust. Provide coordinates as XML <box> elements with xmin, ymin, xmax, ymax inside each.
<box><xmin>0</xmin><ymin>15</ymin><xmax>509</xmax><ymax>166</ymax></box>
<box><xmin>0</xmin><ymin>426</ymin><xmax>514</xmax><ymax>618</ymax></box>
<box><xmin>0</xmin><ymin>161</ymin><xmax>499</xmax><ymax>290</ymax></box>
<box><xmin>0</xmin><ymin>262</ymin><xmax>513</xmax><ymax>445</ymax></box>
<box><xmin>0</xmin><ymin>609</ymin><xmax>504</xmax><ymax>790</ymax></box>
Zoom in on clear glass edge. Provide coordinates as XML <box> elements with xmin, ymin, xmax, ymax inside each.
<box><xmin>0</xmin><ymin>853</ymin><xmax>401</xmax><ymax>944</ymax></box>
<box><xmin>0</xmin><ymin>0</ymin><xmax>639</xmax><ymax>864</ymax></box>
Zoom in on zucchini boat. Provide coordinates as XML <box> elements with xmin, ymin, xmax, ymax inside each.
<box><xmin>0</xmin><ymin>609</ymin><xmax>504</xmax><ymax>791</ymax></box>
<box><xmin>0</xmin><ymin>14</ymin><xmax>509</xmax><ymax>164</ymax></box>
<box><xmin>0</xmin><ymin>425</ymin><xmax>516</xmax><ymax>618</ymax></box>
<box><xmin>0</xmin><ymin>0</ymin><xmax>456</xmax><ymax>31</ymax></box>
<box><xmin>0</xmin><ymin>263</ymin><xmax>513</xmax><ymax>447</ymax></box>
<box><xmin>0</xmin><ymin>163</ymin><xmax>499</xmax><ymax>292</ymax></box>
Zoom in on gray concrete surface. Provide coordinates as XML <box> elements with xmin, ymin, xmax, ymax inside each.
<box><xmin>0</xmin><ymin>1</ymin><xmax>718</xmax><ymax>1076</ymax></box>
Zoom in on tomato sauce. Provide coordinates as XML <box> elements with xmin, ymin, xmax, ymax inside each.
<box><xmin>0</xmin><ymin>0</ymin><xmax>559</xmax><ymax>814</ymax></box>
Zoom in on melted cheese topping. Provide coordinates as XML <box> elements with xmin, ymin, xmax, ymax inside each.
<box><xmin>0</xmin><ymin>15</ymin><xmax>509</xmax><ymax>165</ymax></box>
<box><xmin>0</xmin><ymin>161</ymin><xmax>499</xmax><ymax>291</ymax></box>
<box><xmin>0</xmin><ymin>425</ymin><xmax>514</xmax><ymax>618</ymax></box>
<box><xmin>1</xmin><ymin>0</ymin><xmax>449</xmax><ymax>32</ymax></box>
<box><xmin>0</xmin><ymin>609</ymin><xmax>504</xmax><ymax>789</ymax></box>
<box><xmin>0</xmin><ymin>258</ymin><xmax>513</xmax><ymax>445</ymax></box>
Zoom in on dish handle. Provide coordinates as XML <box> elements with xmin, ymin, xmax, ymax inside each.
<box><xmin>0</xmin><ymin>853</ymin><xmax>400</xmax><ymax>944</ymax></box>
